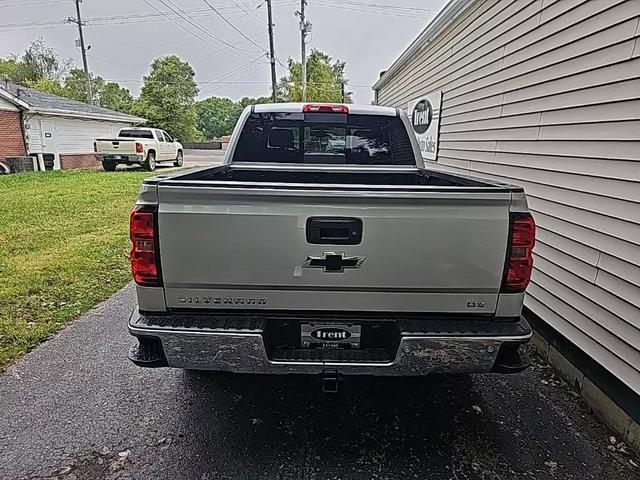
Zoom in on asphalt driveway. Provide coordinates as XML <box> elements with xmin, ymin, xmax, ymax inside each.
<box><xmin>183</xmin><ymin>149</ymin><xmax>225</xmax><ymax>167</ymax></box>
<box><xmin>1</xmin><ymin>285</ymin><xmax>638</xmax><ymax>480</ymax></box>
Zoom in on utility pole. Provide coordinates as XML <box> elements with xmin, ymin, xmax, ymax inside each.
<box><xmin>296</xmin><ymin>0</ymin><xmax>309</xmax><ymax>101</ymax></box>
<box><xmin>266</xmin><ymin>0</ymin><xmax>277</xmax><ymax>103</ymax></box>
<box><xmin>68</xmin><ymin>0</ymin><xmax>92</xmax><ymax>105</ymax></box>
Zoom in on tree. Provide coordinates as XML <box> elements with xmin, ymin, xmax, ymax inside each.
<box><xmin>20</xmin><ymin>38</ymin><xmax>71</xmax><ymax>83</ymax></box>
<box><xmin>60</xmin><ymin>70</ymin><xmax>134</xmax><ymax>113</ymax></box>
<box><xmin>0</xmin><ymin>39</ymin><xmax>72</xmax><ymax>85</ymax></box>
<box><xmin>99</xmin><ymin>82</ymin><xmax>134</xmax><ymax>114</ymax></box>
<box><xmin>237</xmin><ymin>95</ymin><xmax>272</xmax><ymax>110</ymax></box>
<box><xmin>135</xmin><ymin>55</ymin><xmax>199</xmax><ymax>141</ymax></box>
<box><xmin>194</xmin><ymin>97</ymin><xmax>237</xmax><ymax>139</ymax></box>
<box><xmin>278</xmin><ymin>49</ymin><xmax>352</xmax><ymax>103</ymax></box>
<box><xmin>0</xmin><ymin>40</ymin><xmax>136</xmax><ymax>113</ymax></box>
<box><xmin>26</xmin><ymin>78</ymin><xmax>66</xmax><ymax>97</ymax></box>
<box><xmin>63</xmin><ymin>68</ymin><xmax>105</xmax><ymax>104</ymax></box>
<box><xmin>194</xmin><ymin>96</ymin><xmax>272</xmax><ymax>140</ymax></box>
<box><xmin>0</xmin><ymin>59</ymin><xmax>23</xmax><ymax>83</ymax></box>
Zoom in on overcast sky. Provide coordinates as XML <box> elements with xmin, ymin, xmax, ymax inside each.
<box><xmin>0</xmin><ymin>0</ymin><xmax>448</xmax><ymax>103</ymax></box>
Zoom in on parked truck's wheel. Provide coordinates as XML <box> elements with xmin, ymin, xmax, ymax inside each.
<box><xmin>174</xmin><ymin>150</ymin><xmax>184</xmax><ymax>167</ymax></box>
<box><xmin>103</xmin><ymin>160</ymin><xmax>117</xmax><ymax>172</ymax></box>
<box><xmin>144</xmin><ymin>152</ymin><xmax>156</xmax><ymax>171</ymax></box>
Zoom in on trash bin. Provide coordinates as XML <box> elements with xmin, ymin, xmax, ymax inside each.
<box><xmin>43</xmin><ymin>154</ymin><xmax>55</xmax><ymax>171</ymax></box>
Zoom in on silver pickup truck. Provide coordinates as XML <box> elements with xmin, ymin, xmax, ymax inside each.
<box><xmin>127</xmin><ymin>103</ymin><xmax>535</xmax><ymax>390</ymax></box>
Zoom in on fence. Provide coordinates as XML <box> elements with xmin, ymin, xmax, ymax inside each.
<box><xmin>182</xmin><ymin>142</ymin><xmax>222</xmax><ymax>150</ymax></box>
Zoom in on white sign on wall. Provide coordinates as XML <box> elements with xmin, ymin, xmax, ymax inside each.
<box><xmin>407</xmin><ymin>90</ymin><xmax>442</xmax><ymax>161</ymax></box>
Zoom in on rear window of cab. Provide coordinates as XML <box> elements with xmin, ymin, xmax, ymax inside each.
<box><xmin>119</xmin><ymin>130</ymin><xmax>154</xmax><ymax>139</ymax></box>
<box><xmin>233</xmin><ymin>112</ymin><xmax>415</xmax><ymax>165</ymax></box>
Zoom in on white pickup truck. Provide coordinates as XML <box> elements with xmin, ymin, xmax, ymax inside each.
<box><xmin>94</xmin><ymin>127</ymin><xmax>183</xmax><ymax>171</ymax></box>
<box><xmin>126</xmin><ymin>103</ymin><xmax>535</xmax><ymax>392</ymax></box>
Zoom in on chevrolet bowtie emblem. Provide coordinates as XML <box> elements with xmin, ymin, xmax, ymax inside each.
<box><xmin>303</xmin><ymin>252</ymin><xmax>365</xmax><ymax>273</ymax></box>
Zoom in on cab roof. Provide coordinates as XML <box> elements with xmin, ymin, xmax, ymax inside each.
<box><xmin>252</xmin><ymin>103</ymin><xmax>398</xmax><ymax>116</ymax></box>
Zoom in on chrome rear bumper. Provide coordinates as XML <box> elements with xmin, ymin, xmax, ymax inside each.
<box><xmin>99</xmin><ymin>154</ymin><xmax>143</xmax><ymax>162</ymax></box>
<box><xmin>128</xmin><ymin>309</ymin><xmax>532</xmax><ymax>375</ymax></box>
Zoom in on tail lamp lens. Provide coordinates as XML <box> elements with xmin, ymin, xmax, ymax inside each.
<box><xmin>502</xmin><ymin>213</ymin><xmax>535</xmax><ymax>293</ymax></box>
<box><xmin>135</xmin><ymin>142</ymin><xmax>144</xmax><ymax>153</ymax></box>
<box><xmin>130</xmin><ymin>207</ymin><xmax>161</xmax><ymax>286</ymax></box>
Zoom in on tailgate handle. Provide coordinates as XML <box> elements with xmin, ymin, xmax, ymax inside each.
<box><xmin>306</xmin><ymin>217</ymin><xmax>362</xmax><ymax>245</ymax></box>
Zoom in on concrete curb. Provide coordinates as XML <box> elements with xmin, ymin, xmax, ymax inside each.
<box><xmin>532</xmin><ymin>331</ymin><xmax>640</xmax><ymax>454</ymax></box>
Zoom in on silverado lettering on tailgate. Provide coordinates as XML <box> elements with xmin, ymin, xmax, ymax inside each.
<box><xmin>177</xmin><ymin>296</ymin><xmax>267</xmax><ymax>305</ymax></box>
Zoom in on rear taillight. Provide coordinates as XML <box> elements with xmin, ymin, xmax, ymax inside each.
<box><xmin>501</xmin><ymin>212</ymin><xmax>535</xmax><ymax>293</ymax></box>
<box><xmin>135</xmin><ymin>142</ymin><xmax>144</xmax><ymax>153</ymax></box>
<box><xmin>130</xmin><ymin>206</ymin><xmax>161</xmax><ymax>286</ymax></box>
<box><xmin>303</xmin><ymin>104</ymin><xmax>349</xmax><ymax>113</ymax></box>
<box><xmin>93</xmin><ymin>141</ymin><xmax>97</xmax><ymax>152</ymax></box>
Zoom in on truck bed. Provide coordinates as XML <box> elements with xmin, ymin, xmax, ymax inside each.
<box><xmin>150</xmin><ymin>164</ymin><xmax>514</xmax><ymax>190</ymax></box>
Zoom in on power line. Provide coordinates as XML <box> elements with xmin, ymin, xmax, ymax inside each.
<box><xmin>96</xmin><ymin>55</ymin><xmax>271</xmax><ymax>93</ymax></box>
<box><xmin>200</xmin><ymin>0</ymin><xmax>268</xmax><ymax>53</ymax></box>
<box><xmin>139</xmin><ymin>0</ymin><xmax>258</xmax><ymax>61</ymax></box>
<box><xmin>201</xmin><ymin>62</ymin><xmax>270</xmax><ymax>96</ymax></box>
<box><xmin>198</xmin><ymin>55</ymin><xmax>267</xmax><ymax>95</ymax></box>
<box><xmin>0</xmin><ymin>0</ymin><xmax>395</xmax><ymax>32</ymax></box>
<box><xmin>89</xmin><ymin>55</ymin><xmax>148</xmax><ymax>73</ymax></box>
<box><xmin>327</xmin><ymin>0</ymin><xmax>436</xmax><ymax>13</ymax></box>
<box><xmin>190</xmin><ymin>30</ymin><xmax>265</xmax><ymax>61</ymax></box>
<box><xmin>160</xmin><ymin>0</ymin><xmax>261</xmax><ymax>54</ymax></box>
<box><xmin>274</xmin><ymin>52</ymin><xmax>286</xmax><ymax>72</ymax></box>
<box><xmin>0</xmin><ymin>0</ymin><xmax>61</xmax><ymax>7</ymax></box>
<box><xmin>0</xmin><ymin>19</ymin><xmax>66</xmax><ymax>29</ymax></box>
<box><xmin>148</xmin><ymin>0</ymin><xmax>261</xmax><ymax>58</ymax></box>
<box><xmin>227</xmin><ymin>0</ymin><xmax>265</xmax><ymax>26</ymax></box>
<box><xmin>0</xmin><ymin>1</ymin><xmax>297</xmax><ymax>32</ymax></box>
<box><xmin>318</xmin><ymin>1</ymin><xmax>435</xmax><ymax>19</ymax></box>
<box><xmin>109</xmin><ymin>37</ymin><xmax>192</xmax><ymax>49</ymax></box>
<box><xmin>102</xmin><ymin>78</ymin><xmax>371</xmax><ymax>87</ymax></box>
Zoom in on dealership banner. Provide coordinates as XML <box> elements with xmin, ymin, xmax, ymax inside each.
<box><xmin>408</xmin><ymin>91</ymin><xmax>442</xmax><ymax>161</ymax></box>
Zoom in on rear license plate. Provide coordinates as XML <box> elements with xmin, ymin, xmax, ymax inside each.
<box><xmin>301</xmin><ymin>323</ymin><xmax>361</xmax><ymax>349</ymax></box>
<box><xmin>112</xmin><ymin>155</ymin><xmax>121</xmax><ymax>160</ymax></box>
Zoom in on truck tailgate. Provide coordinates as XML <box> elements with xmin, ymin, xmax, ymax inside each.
<box><xmin>95</xmin><ymin>139</ymin><xmax>137</xmax><ymax>154</ymax></box>
<box><xmin>156</xmin><ymin>184</ymin><xmax>511</xmax><ymax>314</ymax></box>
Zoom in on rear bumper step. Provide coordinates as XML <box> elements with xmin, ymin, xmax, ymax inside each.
<box><xmin>128</xmin><ymin>309</ymin><xmax>532</xmax><ymax>375</ymax></box>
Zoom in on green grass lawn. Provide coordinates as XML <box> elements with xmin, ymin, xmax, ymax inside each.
<box><xmin>0</xmin><ymin>169</ymin><xmax>160</xmax><ymax>369</ymax></box>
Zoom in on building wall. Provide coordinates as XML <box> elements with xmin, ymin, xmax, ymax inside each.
<box><xmin>23</xmin><ymin>113</ymin><xmax>43</xmax><ymax>154</ymax></box>
<box><xmin>375</xmin><ymin>0</ymin><xmax>640</xmax><ymax>394</ymax></box>
<box><xmin>59</xmin><ymin>154</ymin><xmax>101</xmax><ymax>170</ymax></box>
<box><xmin>24</xmin><ymin>114</ymin><xmax>130</xmax><ymax>169</ymax></box>
<box><xmin>0</xmin><ymin>110</ymin><xmax>26</xmax><ymax>160</ymax></box>
<box><xmin>0</xmin><ymin>96</ymin><xmax>18</xmax><ymax>112</ymax></box>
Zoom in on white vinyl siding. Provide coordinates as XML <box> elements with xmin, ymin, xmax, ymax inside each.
<box><xmin>26</xmin><ymin>114</ymin><xmax>130</xmax><ymax>155</ymax></box>
<box><xmin>24</xmin><ymin>114</ymin><xmax>43</xmax><ymax>153</ymax></box>
<box><xmin>0</xmin><ymin>96</ymin><xmax>18</xmax><ymax>111</ymax></box>
<box><xmin>376</xmin><ymin>0</ymin><xmax>640</xmax><ymax>393</ymax></box>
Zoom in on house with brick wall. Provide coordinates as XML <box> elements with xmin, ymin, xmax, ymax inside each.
<box><xmin>0</xmin><ymin>81</ymin><xmax>144</xmax><ymax>170</ymax></box>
